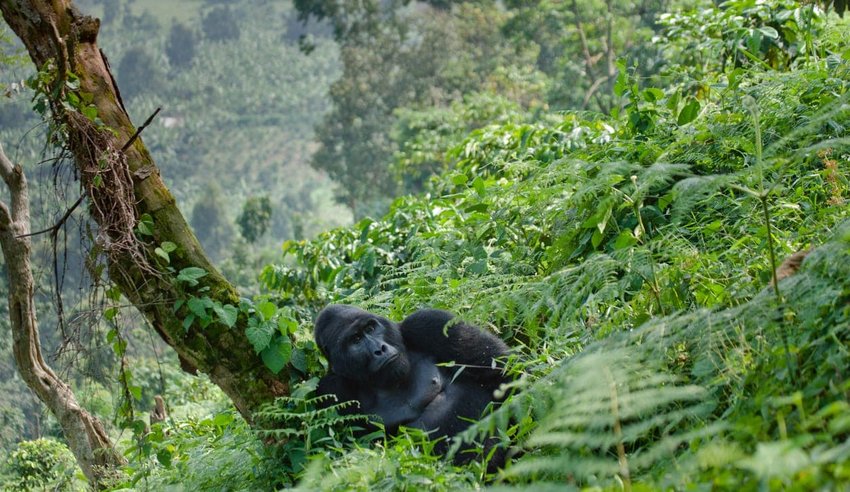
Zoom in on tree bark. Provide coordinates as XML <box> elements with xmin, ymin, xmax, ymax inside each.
<box><xmin>0</xmin><ymin>142</ymin><xmax>125</xmax><ymax>488</ymax></box>
<box><xmin>0</xmin><ymin>1</ymin><xmax>289</xmax><ymax>420</ymax></box>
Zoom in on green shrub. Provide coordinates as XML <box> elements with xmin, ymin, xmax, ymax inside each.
<box><xmin>1</xmin><ymin>438</ymin><xmax>83</xmax><ymax>491</ymax></box>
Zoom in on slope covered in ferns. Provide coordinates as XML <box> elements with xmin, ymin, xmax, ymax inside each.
<box><xmin>263</xmin><ymin>17</ymin><xmax>850</xmax><ymax>490</ymax></box>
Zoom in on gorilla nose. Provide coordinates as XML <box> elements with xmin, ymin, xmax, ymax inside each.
<box><xmin>375</xmin><ymin>344</ymin><xmax>388</xmax><ymax>355</ymax></box>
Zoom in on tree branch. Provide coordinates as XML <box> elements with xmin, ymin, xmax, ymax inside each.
<box><xmin>0</xmin><ymin>139</ymin><xmax>124</xmax><ymax>488</ymax></box>
<box><xmin>0</xmin><ymin>201</ymin><xmax>11</xmax><ymax>227</ymax></box>
<box><xmin>17</xmin><ymin>193</ymin><xmax>85</xmax><ymax>239</ymax></box>
<box><xmin>570</xmin><ymin>0</ymin><xmax>599</xmax><ymax>83</ymax></box>
<box><xmin>0</xmin><ymin>141</ymin><xmax>15</xmax><ymax>181</ymax></box>
<box><xmin>0</xmin><ymin>141</ymin><xmax>27</xmax><ymax>225</ymax></box>
<box><xmin>121</xmin><ymin>106</ymin><xmax>161</xmax><ymax>152</ymax></box>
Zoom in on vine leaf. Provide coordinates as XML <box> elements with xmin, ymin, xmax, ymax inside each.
<box><xmin>214</xmin><ymin>303</ymin><xmax>238</xmax><ymax>328</ymax></box>
<box><xmin>247</xmin><ymin>322</ymin><xmax>274</xmax><ymax>353</ymax></box>
<box><xmin>177</xmin><ymin>267</ymin><xmax>208</xmax><ymax>286</ymax></box>
<box><xmin>261</xmin><ymin>337</ymin><xmax>292</xmax><ymax>374</ymax></box>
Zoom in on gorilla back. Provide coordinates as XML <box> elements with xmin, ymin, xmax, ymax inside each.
<box><xmin>314</xmin><ymin>305</ymin><xmax>510</xmax><ymax>443</ymax></box>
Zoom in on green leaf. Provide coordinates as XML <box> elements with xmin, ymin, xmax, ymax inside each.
<box><xmin>613</xmin><ymin>231</ymin><xmax>638</xmax><ymax>250</ymax></box>
<box><xmin>472</xmin><ymin>177</ymin><xmax>486</xmax><ymax>197</ymax></box>
<box><xmin>106</xmin><ymin>286</ymin><xmax>122</xmax><ymax>302</ymax></box>
<box><xmin>278</xmin><ymin>315</ymin><xmax>298</xmax><ymax>335</ymax></box>
<box><xmin>82</xmin><ymin>105</ymin><xmax>98</xmax><ymax>122</ymax></box>
<box><xmin>758</xmin><ymin>26</ymin><xmax>779</xmax><ymax>39</ymax></box>
<box><xmin>358</xmin><ymin>218</ymin><xmax>374</xmax><ymax>243</ymax></box>
<box><xmin>642</xmin><ymin>88</ymin><xmax>664</xmax><ymax>103</ymax></box>
<box><xmin>246</xmin><ymin>323</ymin><xmax>274</xmax><ymax>353</ymax></box>
<box><xmin>666</xmin><ymin>90</ymin><xmax>681</xmax><ymax>113</ymax></box>
<box><xmin>677</xmin><ymin>98</ymin><xmax>700</xmax><ymax>125</ymax></box>
<box><xmin>177</xmin><ymin>267</ymin><xmax>207</xmax><ymax>286</ymax></box>
<box><xmin>613</xmin><ymin>60</ymin><xmax>628</xmax><ymax>97</ymax></box>
<box><xmin>658</xmin><ymin>192</ymin><xmax>674</xmax><ymax>211</ymax></box>
<box><xmin>137</xmin><ymin>214</ymin><xmax>154</xmax><ymax>236</ymax></box>
<box><xmin>290</xmin><ymin>348</ymin><xmax>307</xmax><ymax>373</ymax></box>
<box><xmin>154</xmin><ymin>247</ymin><xmax>170</xmax><ymax>263</ymax></box>
<box><xmin>213</xmin><ymin>412</ymin><xmax>234</xmax><ymax>428</ymax></box>
<box><xmin>468</xmin><ymin>260</ymin><xmax>488</xmax><ymax>274</ymax></box>
<box><xmin>361</xmin><ymin>250</ymin><xmax>376</xmax><ymax>276</ymax></box>
<box><xmin>214</xmin><ymin>304</ymin><xmax>238</xmax><ymax>328</ymax></box>
<box><xmin>256</xmin><ymin>301</ymin><xmax>277</xmax><ymax>321</ymax></box>
<box><xmin>591</xmin><ymin>229</ymin><xmax>604</xmax><ymax>248</ymax></box>
<box><xmin>104</xmin><ymin>307</ymin><xmax>119</xmax><ymax>321</ymax></box>
<box><xmin>128</xmin><ymin>385</ymin><xmax>142</xmax><ymax>401</ymax></box>
<box><xmin>160</xmin><ymin>241</ymin><xmax>177</xmax><ymax>253</ymax></box>
<box><xmin>183</xmin><ymin>314</ymin><xmax>195</xmax><ymax>332</ymax></box>
<box><xmin>261</xmin><ymin>336</ymin><xmax>292</xmax><ymax>374</ymax></box>
<box><xmin>451</xmin><ymin>173</ymin><xmax>468</xmax><ymax>185</ymax></box>
<box><xmin>464</xmin><ymin>203</ymin><xmax>488</xmax><ymax>213</ymax></box>
<box><xmin>187</xmin><ymin>297</ymin><xmax>210</xmax><ymax>319</ymax></box>
<box><xmin>156</xmin><ymin>449</ymin><xmax>173</xmax><ymax>468</ymax></box>
<box><xmin>113</xmin><ymin>338</ymin><xmax>127</xmax><ymax>357</ymax></box>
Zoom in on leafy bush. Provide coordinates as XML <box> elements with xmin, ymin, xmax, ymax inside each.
<box><xmin>122</xmin><ymin>411</ymin><xmax>281</xmax><ymax>491</ymax></box>
<box><xmin>0</xmin><ymin>438</ymin><xmax>83</xmax><ymax>491</ymax></box>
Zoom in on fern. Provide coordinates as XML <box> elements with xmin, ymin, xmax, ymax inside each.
<box><xmin>253</xmin><ymin>392</ymin><xmax>369</xmax><ymax>450</ymax></box>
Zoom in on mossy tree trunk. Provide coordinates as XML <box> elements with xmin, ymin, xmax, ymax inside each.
<box><xmin>0</xmin><ymin>0</ymin><xmax>289</xmax><ymax>420</ymax></box>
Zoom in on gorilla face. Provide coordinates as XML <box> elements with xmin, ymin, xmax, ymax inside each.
<box><xmin>314</xmin><ymin>305</ymin><xmax>411</xmax><ymax>388</ymax></box>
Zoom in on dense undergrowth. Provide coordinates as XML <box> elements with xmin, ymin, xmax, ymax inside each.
<box><xmin>5</xmin><ymin>2</ymin><xmax>849</xmax><ymax>491</ymax></box>
<box><xmin>247</xmin><ymin>10</ymin><xmax>850</xmax><ymax>490</ymax></box>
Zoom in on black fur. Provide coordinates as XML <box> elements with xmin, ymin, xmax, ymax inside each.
<box><xmin>314</xmin><ymin>305</ymin><xmax>510</xmax><ymax>456</ymax></box>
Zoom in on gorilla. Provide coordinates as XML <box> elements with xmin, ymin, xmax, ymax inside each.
<box><xmin>314</xmin><ymin>304</ymin><xmax>510</xmax><ymax>451</ymax></box>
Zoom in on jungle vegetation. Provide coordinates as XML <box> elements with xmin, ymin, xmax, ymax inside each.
<box><xmin>1</xmin><ymin>0</ymin><xmax>849</xmax><ymax>490</ymax></box>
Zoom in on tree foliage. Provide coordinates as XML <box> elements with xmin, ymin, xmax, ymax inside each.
<box><xmin>202</xmin><ymin>5</ymin><xmax>241</xmax><ymax>42</ymax></box>
<box><xmin>1</xmin><ymin>439</ymin><xmax>82</xmax><ymax>491</ymax></box>
<box><xmin>117</xmin><ymin>46</ymin><xmax>164</xmax><ymax>100</ymax></box>
<box><xmin>309</xmin><ymin>2</ymin><xmax>538</xmax><ymax>215</ymax></box>
<box><xmin>238</xmin><ymin>196</ymin><xmax>273</xmax><ymax>244</ymax></box>
<box><xmin>166</xmin><ymin>21</ymin><xmax>198</xmax><ymax>69</ymax></box>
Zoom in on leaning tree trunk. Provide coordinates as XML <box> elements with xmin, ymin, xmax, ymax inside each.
<box><xmin>0</xmin><ymin>1</ymin><xmax>289</xmax><ymax>420</ymax></box>
<box><xmin>0</xmin><ymin>143</ymin><xmax>125</xmax><ymax>488</ymax></box>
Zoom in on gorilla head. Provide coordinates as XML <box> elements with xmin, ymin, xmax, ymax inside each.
<box><xmin>314</xmin><ymin>305</ymin><xmax>411</xmax><ymax>388</ymax></box>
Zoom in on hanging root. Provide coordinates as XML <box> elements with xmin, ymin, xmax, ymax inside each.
<box><xmin>66</xmin><ymin>111</ymin><xmax>157</xmax><ymax>277</ymax></box>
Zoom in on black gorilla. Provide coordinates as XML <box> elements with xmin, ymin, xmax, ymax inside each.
<box><xmin>314</xmin><ymin>304</ymin><xmax>510</xmax><ymax>447</ymax></box>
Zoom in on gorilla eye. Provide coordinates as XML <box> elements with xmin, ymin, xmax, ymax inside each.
<box><xmin>365</xmin><ymin>321</ymin><xmax>376</xmax><ymax>333</ymax></box>
<box><xmin>350</xmin><ymin>333</ymin><xmax>363</xmax><ymax>345</ymax></box>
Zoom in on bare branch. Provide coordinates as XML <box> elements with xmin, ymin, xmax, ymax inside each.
<box><xmin>17</xmin><ymin>193</ymin><xmax>84</xmax><ymax>239</ymax></box>
<box><xmin>582</xmin><ymin>74</ymin><xmax>611</xmax><ymax>110</ymax></box>
<box><xmin>570</xmin><ymin>0</ymin><xmax>599</xmax><ymax>82</ymax></box>
<box><xmin>121</xmin><ymin>107</ymin><xmax>161</xmax><ymax>152</ymax></box>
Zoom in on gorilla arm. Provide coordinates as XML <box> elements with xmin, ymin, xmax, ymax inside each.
<box><xmin>316</xmin><ymin>373</ymin><xmax>364</xmax><ymax>415</ymax></box>
<box><xmin>399</xmin><ymin>309</ymin><xmax>510</xmax><ymax>385</ymax></box>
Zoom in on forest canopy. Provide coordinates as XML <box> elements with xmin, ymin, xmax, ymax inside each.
<box><xmin>1</xmin><ymin>0</ymin><xmax>850</xmax><ymax>490</ymax></box>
